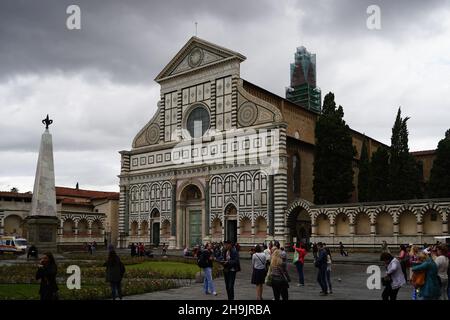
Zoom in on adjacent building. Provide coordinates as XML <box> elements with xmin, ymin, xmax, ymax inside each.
<box><xmin>0</xmin><ymin>186</ymin><xmax>119</xmax><ymax>248</ymax></box>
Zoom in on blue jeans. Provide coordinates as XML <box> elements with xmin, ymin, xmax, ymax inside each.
<box><xmin>203</xmin><ymin>267</ymin><xmax>215</xmax><ymax>294</ymax></box>
<box><xmin>294</xmin><ymin>262</ymin><xmax>304</xmax><ymax>285</ymax></box>
<box><xmin>317</xmin><ymin>266</ymin><xmax>327</xmax><ymax>293</ymax></box>
<box><xmin>223</xmin><ymin>271</ymin><xmax>236</xmax><ymax>300</ymax></box>
<box><xmin>110</xmin><ymin>281</ymin><xmax>122</xmax><ymax>300</ymax></box>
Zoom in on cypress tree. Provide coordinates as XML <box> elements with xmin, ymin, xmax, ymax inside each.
<box><xmin>313</xmin><ymin>92</ymin><xmax>356</xmax><ymax>204</ymax></box>
<box><xmin>358</xmin><ymin>138</ymin><xmax>370</xmax><ymax>202</ymax></box>
<box><xmin>389</xmin><ymin>108</ymin><xmax>423</xmax><ymax>200</ymax></box>
<box><xmin>369</xmin><ymin>146</ymin><xmax>390</xmax><ymax>201</ymax></box>
<box><xmin>428</xmin><ymin>129</ymin><xmax>450</xmax><ymax>198</ymax></box>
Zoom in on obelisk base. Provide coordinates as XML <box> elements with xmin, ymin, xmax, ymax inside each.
<box><xmin>25</xmin><ymin>216</ymin><xmax>59</xmax><ymax>253</ymax></box>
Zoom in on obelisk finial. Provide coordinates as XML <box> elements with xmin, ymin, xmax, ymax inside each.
<box><xmin>42</xmin><ymin>114</ymin><xmax>53</xmax><ymax>129</ymax></box>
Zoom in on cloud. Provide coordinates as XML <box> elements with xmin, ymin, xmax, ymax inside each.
<box><xmin>1</xmin><ymin>0</ymin><xmax>449</xmax><ymax>192</ymax></box>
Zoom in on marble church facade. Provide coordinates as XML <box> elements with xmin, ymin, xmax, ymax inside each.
<box><xmin>118</xmin><ymin>37</ymin><xmax>449</xmax><ymax>249</ymax></box>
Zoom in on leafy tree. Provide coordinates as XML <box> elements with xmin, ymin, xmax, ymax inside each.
<box><xmin>358</xmin><ymin>138</ymin><xmax>370</xmax><ymax>202</ymax></box>
<box><xmin>428</xmin><ymin>129</ymin><xmax>450</xmax><ymax>198</ymax></box>
<box><xmin>313</xmin><ymin>92</ymin><xmax>356</xmax><ymax>204</ymax></box>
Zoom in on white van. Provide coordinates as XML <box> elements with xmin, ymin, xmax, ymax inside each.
<box><xmin>0</xmin><ymin>236</ymin><xmax>28</xmax><ymax>254</ymax></box>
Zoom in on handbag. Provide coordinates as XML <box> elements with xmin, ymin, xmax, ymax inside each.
<box><xmin>293</xmin><ymin>251</ymin><xmax>299</xmax><ymax>264</ymax></box>
<box><xmin>381</xmin><ymin>275</ymin><xmax>392</xmax><ymax>286</ymax></box>
<box><xmin>411</xmin><ymin>271</ymin><xmax>425</xmax><ymax>288</ymax></box>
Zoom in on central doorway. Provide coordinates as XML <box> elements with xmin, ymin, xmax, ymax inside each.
<box><xmin>189</xmin><ymin>210</ymin><xmax>202</xmax><ymax>246</ymax></box>
<box><xmin>179</xmin><ymin>183</ymin><xmax>204</xmax><ymax>248</ymax></box>
<box><xmin>224</xmin><ymin>203</ymin><xmax>238</xmax><ymax>244</ymax></box>
<box><xmin>152</xmin><ymin>222</ymin><xmax>160</xmax><ymax>245</ymax></box>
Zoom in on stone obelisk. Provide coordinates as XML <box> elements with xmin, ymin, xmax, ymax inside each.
<box><xmin>25</xmin><ymin>115</ymin><xmax>59</xmax><ymax>253</ymax></box>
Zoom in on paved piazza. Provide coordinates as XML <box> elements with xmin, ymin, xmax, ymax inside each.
<box><xmin>124</xmin><ymin>253</ymin><xmax>411</xmax><ymax>300</ymax></box>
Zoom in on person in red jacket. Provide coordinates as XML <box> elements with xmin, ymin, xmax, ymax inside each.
<box><xmin>293</xmin><ymin>242</ymin><xmax>307</xmax><ymax>286</ymax></box>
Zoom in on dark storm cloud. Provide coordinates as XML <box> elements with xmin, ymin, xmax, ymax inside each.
<box><xmin>0</xmin><ymin>0</ymin><xmax>276</xmax><ymax>84</ymax></box>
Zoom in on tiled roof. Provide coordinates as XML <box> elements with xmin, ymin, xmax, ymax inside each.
<box><xmin>411</xmin><ymin>150</ymin><xmax>436</xmax><ymax>156</ymax></box>
<box><xmin>55</xmin><ymin>187</ymin><xmax>119</xmax><ymax>199</ymax></box>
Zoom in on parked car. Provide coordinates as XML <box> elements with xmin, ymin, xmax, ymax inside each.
<box><xmin>0</xmin><ymin>236</ymin><xmax>28</xmax><ymax>254</ymax></box>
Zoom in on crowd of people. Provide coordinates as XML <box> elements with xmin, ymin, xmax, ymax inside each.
<box><xmin>381</xmin><ymin>242</ymin><xmax>449</xmax><ymax>300</ymax></box>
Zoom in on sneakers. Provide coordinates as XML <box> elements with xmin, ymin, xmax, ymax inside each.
<box><xmin>297</xmin><ymin>283</ymin><xmax>305</xmax><ymax>287</ymax></box>
<box><xmin>213</xmin><ymin>292</ymin><xmax>217</xmax><ymax>296</ymax></box>
<box><xmin>319</xmin><ymin>292</ymin><xmax>328</xmax><ymax>296</ymax></box>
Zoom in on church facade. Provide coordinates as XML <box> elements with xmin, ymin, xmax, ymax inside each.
<box><xmin>118</xmin><ymin>37</ymin><xmax>449</xmax><ymax>249</ymax></box>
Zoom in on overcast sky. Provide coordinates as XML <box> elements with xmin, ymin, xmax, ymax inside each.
<box><xmin>1</xmin><ymin>0</ymin><xmax>449</xmax><ymax>193</ymax></box>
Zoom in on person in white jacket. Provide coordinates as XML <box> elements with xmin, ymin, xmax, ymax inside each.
<box><xmin>380</xmin><ymin>252</ymin><xmax>406</xmax><ymax>300</ymax></box>
<box><xmin>434</xmin><ymin>244</ymin><xmax>449</xmax><ymax>300</ymax></box>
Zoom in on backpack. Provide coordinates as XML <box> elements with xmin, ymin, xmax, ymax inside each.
<box><xmin>197</xmin><ymin>250</ymin><xmax>209</xmax><ymax>268</ymax></box>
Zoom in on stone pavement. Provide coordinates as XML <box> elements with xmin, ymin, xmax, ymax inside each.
<box><xmin>124</xmin><ymin>255</ymin><xmax>412</xmax><ymax>300</ymax></box>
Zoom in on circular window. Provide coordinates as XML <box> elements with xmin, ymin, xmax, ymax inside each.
<box><xmin>186</xmin><ymin>106</ymin><xmax>210</xmax><ymax>138</ymax></box>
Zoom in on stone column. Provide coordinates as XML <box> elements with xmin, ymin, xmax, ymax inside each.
<box><xmin>169</xmin><ymin>182</ymin><xmax>177</xmax><ymax>249</ymax></box>
<box><xmin>370</xmin><ymin>223</ymin><xmax>376</xmax><ymax>235</ymax></box>
<box><xmin>349</xmin><ymin>223</ymin><xmax>355</xmax><ymax>235</ymax></box>
<box><xmin>417</xmin><ymin>222</ymin><xmax>423</xmax><ymax>235</ymax></box>
<box><xmin>393</xmin><ymin>223</ymin><xmax>399</xmax><ymax>236</ymax></box>
<box><xmin>204</xmin><ymin>178</ymin><xmax>210</xmax><ymax>237</ymax></box>
<box><xmin>268</xmin><ymin>175</ymin><xmax>274</xmax><ymax>236</ymax></box>
<box><xmin>442</xmin><ymin>220</ymin><xmax>448</xmax><ymax>234</ymax></box>
<box><xmin>176</xmin><ymin>203</ymin><xmax>183</xmax><ymax>249</ymax></box>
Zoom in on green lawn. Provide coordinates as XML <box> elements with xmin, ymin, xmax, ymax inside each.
<box><xmin>126</xmin><ymin>261</ymin><xmax>200</xmax><ymax>278</ymax></box>
<box><xmin>0</xmin><ymin>284</ymin><xmax>40</xmax><ymax>300</ymax></box>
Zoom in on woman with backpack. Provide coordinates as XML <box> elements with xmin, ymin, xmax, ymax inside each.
<box><xmin>251</xmin><ymin>244</ymin><xmax>266</xmax><ymax>300</ymax></box>
<box><xmin>411</xmin><ymin>250</ymin><xmax>441</xmax><ymax>300</ymax></box>
<box><xmin>104</xmin><ymin>250</ymin><xmax>126</xmax><ymax>300</ymax></box>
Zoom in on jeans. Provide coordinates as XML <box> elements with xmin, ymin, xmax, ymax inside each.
<box><xmin>326</xmin><ymin>269</ymin><xmax>332</xmax><ymax>292</ymax></box>
<box><xmin>295</xmin><ymin>262</ymin><xmax>304</xmax><ymax>285</ymax></box>
<box><xmin>272</xmin><ymin>282</ymin><xmax>289</xmax><ymax>300</ymax></box>
<box><xmin>110</xmin><ymin>281</ymin><xmax>122</xmax><ymax>300</ymax></box>
<box><xmin>203</xmin><ymin>267</ymin><xmax>215</xmax><ymax>294</ymax></box>
<box><xmin>440</xmin><ymin>278</ymin><xmax>448</xmax><ymax>300</ymax></box>
<box><xmin>448</xmin><ymin>280</ymin><xmax>450</xmax><ymax>300</ymax></box>
<box><xmin>223</xmin><ymin>271</ymin><xmax>236</xmax><ymax>300</ymax></box>
<box><xmin>317</xmin><ymin>266</ymin><xmax>328</xmax><ymax>293</ymax></box>
<box><xmin>382</xmin><ymin>283</ymin><xmax>399</xmax><ymax>300</ymax></box>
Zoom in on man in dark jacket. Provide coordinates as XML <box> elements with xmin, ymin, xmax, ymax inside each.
<box><xmin>220</xmin><ymin>240</ymin><xmax>240</xmax><ymax>300</ymax></box>
<box><xmin>104</xmin><ymin>251</ymin><xmax>126</xmax><ymax>300</ymax></box>
<box><xmin>315</xmin><ymin>242</ymin><xmax>328</xmax><ymax>296</ymax></box>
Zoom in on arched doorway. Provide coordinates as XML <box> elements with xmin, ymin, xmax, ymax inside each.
<box><xmin>335</xmin><ymin>213</ymin><xmax>350</xmax><ymax>236</ymax></box>
<box><xmin>376</xmin><ymin>212</ymin><xmax>393</xmax><ymax>236</ymax></box>
<box><xmin>78</xmin><ymin>219</ymin><xmax>88</xmax><ymax>237</ymax></box>
<box><xmin>399</xmin><ymin>211</ymin><xmax>416</xmax><ymax>235</ymax></box>
<box><xmin>179</xmin><ymin>184</ymin><xmax>203</xmax><ymax>247</ymax></box>
<box><xmin>150</xmin><ymin>209</ymin><xmax>160</xmax><ymax>245</ymax></box>
<box><xmin>63</xmin><ymin>219</ymin><xmax>75</xmax><ymax>237</ymax></box>
<box><xmin>423</xmin><ymin>210</ymin><xmax>442</xmax><ymax>235</ymax></box>
<box><xmin>287</xmin><ymin>207</ymin><xmax>311</xmax><ymax>246</ymax></box>
<box><xmin>91</xmin><ymin>220</ymin><xmax>102</xmax><ymax>237</ymax></box>
<box><xmin>224</xmin><ymin>203</ymin><xmax>237</xmax><ymax>244</ymax></box>
<box><xmin>4</xmin><ymin>215</ymin><xmax>23</xmax><ymax>236</ymax></box>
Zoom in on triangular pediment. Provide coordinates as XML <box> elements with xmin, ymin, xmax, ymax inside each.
<box><xmin>155</xmin><ymin>37</ymin><xmax>246</xmax><ymax>82</ymax></box>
